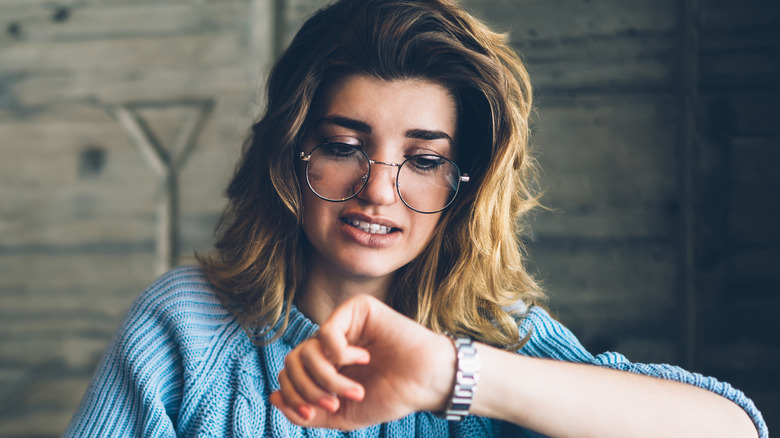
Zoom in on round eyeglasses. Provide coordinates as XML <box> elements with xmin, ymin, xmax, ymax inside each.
<box><xmin>299</xmin><ymin>142</ymin><xmax>470</xmax><ymax>214</ymax></box>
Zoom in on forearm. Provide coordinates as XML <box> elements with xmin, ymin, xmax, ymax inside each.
<box><xmin>469</xmin><ymin>343</ymin><xmax>758</xmax><ymax>438</ymax></box>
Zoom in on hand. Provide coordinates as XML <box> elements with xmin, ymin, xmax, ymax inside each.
<box><xmin>270</xmin><ymin>294</ymin><xmax>455</xmax><ymax>430</ymax></box>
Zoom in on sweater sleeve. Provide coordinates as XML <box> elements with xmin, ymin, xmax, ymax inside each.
<box><xmin>64</xmin><ymin>266</ymin><xmax>223</xmax><ymax>437</ymax></box>
<box><xmin>516</xmin><ymin>305</ymin><xmax>768</xmax><ymax>438</ymax></box>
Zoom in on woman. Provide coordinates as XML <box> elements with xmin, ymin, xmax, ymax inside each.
<box><xmin>65</xmin><ymin>0</ymin><xmax>767</xmax><ymax>436</ymax></box>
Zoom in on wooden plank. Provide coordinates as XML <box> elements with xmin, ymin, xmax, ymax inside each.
<box><xmin>699</xmin><ymin>27</ymin><xmax>780</xmax><ymax>53</ymax></box>
<box><xmin>699</xmin><ymin>333</ymin><xmax>780</xmax><ymax>374</ymax></box>
<box><xmin>532</xmin><ymin>240</ymin><xmax>677</xmax><ymax>311</ymax></box>
<box><xmin>21</xmin><ymin>376</ymin><xmax>91</xmax><ymax>413</ymax></box>
<box><xmin>722</xmin><ymin>92</ymin><xmax>780</xmax><ymax>135</ymax></box>
<box><xmin>0</xmin><ymin>183</ymin><xmax>226</xmax><ymax>248</ymax></box>
<box><xmin>730</xmin><ymin>138</ymin><xmax>780</xmax><ymax>189</ymax></box>
<box><xmin>0</xmin><ymin>97</ymin><xmax>255</xmax><ymax>144</ymax></box>
<box><xmin>466</xmin><ymin>0</ymin><xmax>677</xmax><ymax>39</ymax></box>
<box><xmin>0</xmin><ymin>101</ymin><xmax>242</xmax><ymax>247</ymax></box>
<box><xmin>532</xmin><ymin>239</ymin><xmax>678</xmax><ymax>361</ymax></box>
<box><xmin>0</xmin><ymin>253</ymin><xmax>154</xmax><ymax>371</ymax></box>
<box><xmin>0</xmin><ymin>103</ymin><xmax>257</xmax><ymax>168</ymax></box>
<box><xmin>9</xmin><ymin>66</ymin><xmax>253</xmax><ymax>105</ymax></box>
<box><xmin>0</xmin><ymin>372</ymin><xmax>99</xmax><ymax>438</ymax></box>
<box><xmin>678</xmin><ymin>0</ymin><xmax>699</xmax><ymax>370</ymax></box>
<box><xmin>277</xmin><ymin>0</ymin><xmax>679</xmax><ymax>92</ymax></box>
<box><xmin>698</xmin><ymin>0</ymin><xmax>780</xmax><ymax>30</ymax></box>
<box><xmin>0</xmin><ymin>181</ymin><xmax>158</xmax><ymax>247</ymax></box>
<box><xmin>730</xmin><ymin>265</ymin><xmax>780</xmax><ymax>301</ymax></box>
<box><xmin>700</xmin><ymin>51</ymin><xmax>780</xmax><ymax>90</ymax></box>
<box><xmin>0</xmin><ymin>409</ymin><xmax>75</xmax><ymax>437</ymax></box>
<box><xmin>0</xmin><ymin>253</ymin><xmax>157</xmax><ymax>292</ymax></box>
<box><xmin>697</xmin><ymin>1</ymin><xmax>780</xmax><ymax>91</ymax></box>
<box><xmin>0</xmin><ymin>110</ymin><xmax>160</xmax><ymax>245</ymax></box>
<box><xmin>728</xmin><ymin>137</ymin><xmax>780</xmax><ymax>245</ymax></box>
<box><xmin>464</xmin><ymin>0</ymin><xmax>677</xmax><ymax>91</ymax></box>
<box><xmin>0</xmin><ymin>100</ymin><xmax>248</xmax><ymax>171</ymax></box>
<box><xmin>524</xmin><ymin>46</ymin><xmax>673</xmax><ymax>92</ymax></box>
<box><xmin>530</xmin><ymin>94</ymin><xmax>678</xmax><ymax>238</ymax></box>
<box><xmin>0</xmin><ymin>0</ymin><xmax>238</xmax><ymax>7</ymax></box>
<box><xmin>0</xmin><ymin>32</ymin><xmax>248</xmax><ymax>73</ymax></box>
<box><xmin>608</xmin><ymin>337</ymin><xmax>678</xmax><ymax>364</ymax></box>
<box><xmin>280</xmin><ymin>0</ymin><xmax>329</xmax><ymax>46</ymax></box>
<box><xmin>0</xmin><ymin>2</ymin><xmax>249</xmax><ymax>41</ymax></box>
<box><xmin>0</xmin><ymin>320</ymin><xmax>124</xmax><ymax>370</ymax></box>
<box><xmin>0</xmin><ymin>98</ymin><xmax>244</xmax><ymax>250</ymax></box>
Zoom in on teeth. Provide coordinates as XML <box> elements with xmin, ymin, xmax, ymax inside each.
<box><xmin>350</xmin><ymin>219</ymin><xmax>392</xmax><ymax>235</ymax></box>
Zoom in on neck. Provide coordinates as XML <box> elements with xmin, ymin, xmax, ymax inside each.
<box><xmin>297</xmin><ymin>259</ymin><xmax>394</xmax><ymax>325</ymax></box>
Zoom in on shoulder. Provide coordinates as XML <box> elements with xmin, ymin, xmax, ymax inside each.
<box><xmin>118</xmin><ymin>265</ymin><xmax>247</xmax><ymax>371</ymax></box>
<box><xmin>128</xmin><ymin>265</ymin><xmax>234</xmax><ymax>329</ymax></box>
<box><xmin>133</xmin><ymin>264</ymin><xmax>227</xmax><ymax>311</ymax></box>
<box><xmin>65</xmin><ymin>266</ymin><xmax>255</xmax><ymax>436</ymax></box>
<box><xmin>514</xmin><ymin>305</ymin><xmax>645</xmax><ymax>365</ymax></box>
<box><xmin>515</xmin><ymin>305</ymin><xmax>596</xmax><ymax>363</ymax></box>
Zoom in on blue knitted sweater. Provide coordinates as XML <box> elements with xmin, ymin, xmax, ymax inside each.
<box><xmin>64</xmin><ymin>265</ymin><xmax>767</xmax><ymax>437</ymax></box>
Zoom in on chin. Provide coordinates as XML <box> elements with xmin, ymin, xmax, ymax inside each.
<box><xmin>333</xmin><ymin>253</ymin><xmax>405</xmax><ymax>281</ymax></box>
<box><xmin>339</xmin><ymin>262</ymin><xmax>397</xmax><ymax>281</ymax></box>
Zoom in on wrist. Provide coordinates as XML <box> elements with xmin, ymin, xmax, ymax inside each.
<box><xmin>429</xmin><ymin>332</ymin><xmax>458</xmax><ymax>412</ymax></box>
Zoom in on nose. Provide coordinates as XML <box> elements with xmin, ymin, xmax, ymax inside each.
<box><xmin>357</xmin><ymin>160</ymin><xmax>399</xmax><ymax>206</ymax></box>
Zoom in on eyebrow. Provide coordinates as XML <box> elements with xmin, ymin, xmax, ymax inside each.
<box><xmin>317</xmin><ymin>115</ymin><xmax>371</xmax><ymax>133</ymax></box>
<box><xmin>317</xmin><ymin>115</ymin><xmax>453</xmax><ymax>144</ymax></box>
<box><xmin>406</xmin><ymin>128</ymin><xmax>453</xmax><ymax>144</ymax></box>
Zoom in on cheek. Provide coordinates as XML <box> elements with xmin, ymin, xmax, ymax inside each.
<box><xmin>412</xmin><ymin>214</ymin><xmax>443</xmax><ymax>245</ymax></box>
<box><xmin>300</xmin><ymin>189</ymin><xmax>322</xmax><ymax>228</ymax></box>
<box><xmin>300</xmin><ymin>188</ymin><xmax>342</xmax><ymax>244</ymax></box>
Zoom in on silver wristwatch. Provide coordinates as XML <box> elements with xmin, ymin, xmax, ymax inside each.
<box><xmin>441</xmin><ymin>333</ymin><xmax>480</xmax><ymax>421</ymax></box>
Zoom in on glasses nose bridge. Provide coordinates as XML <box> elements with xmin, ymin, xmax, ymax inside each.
<box><xmin>366</xmin><ymin>158</ymin><xmax>402</xmax><ymax>183</ymax></box>
<box><xmin>368</xmin><ymin>158</ymin><xmax>402</xmax><ymax>170</ymax></box>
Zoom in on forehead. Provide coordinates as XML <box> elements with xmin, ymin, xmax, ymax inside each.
<box><xmin>311</xmin><ymin>74</ymin><xmax>458</xmax><ymax>134</ymax></box>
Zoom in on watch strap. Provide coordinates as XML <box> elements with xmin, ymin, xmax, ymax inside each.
<box><xmin>441</xmin><ymin>333</ymin><xmax>480</xmax><ymax>421</ymax></box>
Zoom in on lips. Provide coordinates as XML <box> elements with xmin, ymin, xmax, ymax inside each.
<box><xmin>340</xmin><ymin>213</ymin><xmax>401</xmax><ymax>236</ymax></box>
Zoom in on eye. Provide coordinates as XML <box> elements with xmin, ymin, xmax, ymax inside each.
<box><xmin>320</xmin><ymin>142</ymin><xmax>360</xmax><ymax>157</ymax></box>
<box><xmin>406</xmin><ymin>154</ymin><xmax>446</xmax><ymax>172</ymax></box>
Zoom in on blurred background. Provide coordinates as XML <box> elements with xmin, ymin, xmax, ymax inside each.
<box><xmin>0</xmin><ymin>0</ymin><xmax>778</xmax><ymax>436</ymax></box>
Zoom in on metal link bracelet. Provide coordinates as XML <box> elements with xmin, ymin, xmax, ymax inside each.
<box><xmin>439</xmin><ymin>333</ymin><xmax>480</xmax><ymax>421</ymax></box>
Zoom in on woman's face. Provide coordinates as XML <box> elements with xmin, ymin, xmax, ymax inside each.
<box><xmin>299</xmin><ymin>74</ymin><xmax>458</xmax><ymax>282</ymax></box>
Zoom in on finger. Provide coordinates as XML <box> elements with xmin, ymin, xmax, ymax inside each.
<box><xmin>316</xmin><ymin>331</ymin><xmax>371</xmax><ymax>367</ymax></box>
<box><xmin>318</xmin><ymin>296</ymin><xmax>375</xmax><ymax>363</ymax></box>
<box><xmin>286</xmin><ymin>347</ymin><xmax>343</xmax><ymax>411</ymax></box>
<box><xmin>277</xmin><ymin>368</ymin><xmax>318</xmax><ymax>420</ymax></box>
<box><xmin>340</xmin><ymin>345</ymin><xmax>371</xmax><ymax>366</ymax></box>
<box><xmin>270</xmin><ymin>390</ymin><xmax>316</xmax><ymax>425</ymax></box>
<box><xmin>299</xmin><ymin>345</ymin><xmax>367</xmax><ymax>402</ymax></box>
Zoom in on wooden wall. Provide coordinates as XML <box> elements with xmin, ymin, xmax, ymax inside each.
<box><xmin>0</xmin><ymin>0</ymin><xmax>269</xmax><ymax>435</ymax></box>
<box><xmin>0</xmin><ymin>0</ymin><xmax>777</xmax><ymax>435</ymax></box>
<box><xmin>694</xmin><ymin>0</ymin><xmax>780</xmax><ymax>426</ymax></box>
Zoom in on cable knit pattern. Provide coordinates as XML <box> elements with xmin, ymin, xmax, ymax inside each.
<box><xmin>64</xmin><ymin>265</ymin><xmax>767</xmax><ymax>437</ymax></box>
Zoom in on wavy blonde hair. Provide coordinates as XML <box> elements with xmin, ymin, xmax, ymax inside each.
<box><xmin>198</xmin><ymin>0</ymin><xmax>544</xmax><ymax>350</ymax></box>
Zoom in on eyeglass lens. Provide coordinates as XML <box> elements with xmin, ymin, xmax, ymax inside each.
<box><xmin>305</xmin><ymin>143</ymin><xmax>462</xmax><ymax>213</ymax></box>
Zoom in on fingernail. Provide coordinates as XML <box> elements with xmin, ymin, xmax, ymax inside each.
<box><xmin>318</xmin><ymin>395</ymin><xmax>339</xmax><ymax>412</ymax></box>
<box><xmin>344</xmin><ymin>386</ymin><xmax>364</xmax><ymax>400</ymax></box>
<box><xmin>298</xmin><ymin>404</ymin><xmax>313</xmax><ymax>420</ymax></box>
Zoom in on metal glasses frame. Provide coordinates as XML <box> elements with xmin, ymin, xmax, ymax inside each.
<box><xmin>299</xmin><ymin>142</ymin><xmax>470</xmax><ymax>214</ymax></box>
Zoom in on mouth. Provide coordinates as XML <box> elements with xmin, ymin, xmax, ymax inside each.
<box><xmin>342</xmin><ymin>218</ymin><xmax>399</xmax><ymax>235</ymax></box>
